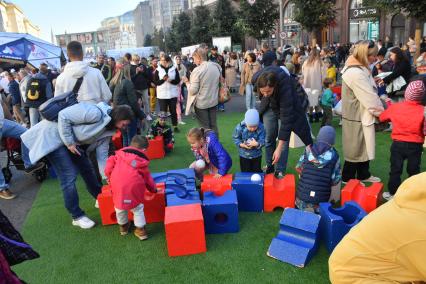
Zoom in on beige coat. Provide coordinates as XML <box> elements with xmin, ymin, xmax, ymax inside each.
<box><xmin>341</xmin><ymin>56</ymin><xmax>384</xmax><ymax>162</ymax></box>
<box><xmin>239</xmin><ymin>61</ymin><xmax>261</xmax><ymax>95</ymax></box>
<box><xmin>302</xmin><ymin>59</ymin><xmax>327</xmax><ymax>92</ymax></box>
<box><xmin>225</xmin><ymin>58</ymin><xmax>238</xmax><ymax>88</ymax></box>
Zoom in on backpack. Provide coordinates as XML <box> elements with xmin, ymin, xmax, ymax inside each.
<box><xmin>26</xmin><ymin>78</ymin><xmax>47</xmax><ymax>101</ymax></box>
<box><xmin>39</xmin><ymin>77</ymin><xmax>83</xmax><ymax>121</ymax></box>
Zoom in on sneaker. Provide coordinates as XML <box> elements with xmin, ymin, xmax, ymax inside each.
<box><xmin>134</xmin><ymin>226</ymin><xmax>148</xmax><ymax>240</ymax></box>
<box><xmin>274</xmin><ymin>171</ymin><xmax>284</xmax><ymax>179</ymax></box>
<box><xmin>361</xmin><ymin>176</ymin><xmax>381</xmax><ymax>183</ymax></box>
<box><xmin>119</xmin><ymin>223</ymin><xmax>130</xmax><ymax>236</ymax></box>
<box><xmin>25</xmin><ymin>162</ymin><xmax>45</xmax><ymax>174</ymax></box>
<box><xmin>146</xmin><ymin>115</ymin><xmax>153</xmax><ymax>121</ymax></box>
<box><xmin>178</xmin><ymin>121</ymin><xmax>186</xmax><ymax>125</ymax></box>
<box><xmin>174</xmin><ymin>127</ymin><xmax>180</xmax><ymax>133</ymax></box>
<box><xmin>264</xmin><ymin>165</ymin><xmax>275</xmax><ymax>174</ymax></box>
<box><xmin>72</xmin><ymin>216</ymin><xmax>95</xmax><ymax>229</ymax></box>
<box><xmin>94</xmin><ymin>200</ymin><xmax>99</xmax><ymax>208</ymax></box>
<box><xmin>0</xmin><ymin>189</ymin><xmax>16</xmax><ymax>200</ymax></box>
<box><xmin>382</xmin><ymin>192</ymin><xmax>393</xmax><ymax>201</ymax></box>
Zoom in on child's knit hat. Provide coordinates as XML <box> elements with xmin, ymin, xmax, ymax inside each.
<box><xmin>244</xmin><ymin>109</ymin><xmax>260</xmax><ymax>126</ymax></box>
<box><xmin>404</xmin><ymin>80</ymin><xmax>425</xmax><ymax>102</ymax></box>
<box><xmin>317</xmin><ymin>126</ymin><xmax>336</xmax><ymax>146</ymax></box>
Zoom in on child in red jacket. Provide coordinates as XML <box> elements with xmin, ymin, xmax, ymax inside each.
<box><xmin>379</xmin><ymin>80</ymin><xmax>426</xmax><ymax>200</ymax></box>
<box><xmin>105</xmin><ymin>135</ymin><xmax>157</xmax><ymax>240</ymax></box>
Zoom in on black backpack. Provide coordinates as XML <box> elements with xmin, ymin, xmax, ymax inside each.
<box><xmin>26</xmin><ymin>78</ymin><xmax>47</xmax><ymax>102</ymax></box>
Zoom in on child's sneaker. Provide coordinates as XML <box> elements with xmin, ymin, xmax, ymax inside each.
<box><xmin>274</xmin><ymin>171</ymin><xmax>284</xmax><ymax>179</ymax></box>
<box><xmin>382</xmin><ymin>192</ymin><xmax>393</xmax><ymax>201</ymax></box>
<box><xmin>134</xmin><ymin>226</ymin><xmax>148</xmax><ymax>240</ymax></box>
<box><xmin>119</xmin><ymin>223</ymin><xmax>130</xmax><ymax>236</ymax></box>
<box><xmin>361</xmin><ymin>176</ymin><xmax>381</xmax><ymax>183</ymax></box>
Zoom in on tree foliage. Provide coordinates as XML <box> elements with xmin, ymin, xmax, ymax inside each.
<box><xmin>175</xmin><ymin>12</ymin><xmax>192</xmax><ymax>49</ymax></box>
<box><xmin>237</xmin><ymin>0</ymin><xmax>279</xmax><ymax>41</ymax></box>
<box><xmin>143</xmin><ymin>34</ymin><xmax>152</xmax><ymax>47</ymax></box>
<box><xmin>291</xmin><ymin>0</ymin><xmax>336</xmax><ymax>33</ymax></box>
<box><xmin>190</xmin><ymin>5</ymin><xmax>212</xmax><ymax>45</ymax></box>
<box><xmin>152</xmin><ymin>28</ymin><xmax>166</xmax><ymax>51</ymax></box>
<box><xmin>210</xmin><ymin>0</ymin><xmax>241</xmax><ymax>44</ymax></box>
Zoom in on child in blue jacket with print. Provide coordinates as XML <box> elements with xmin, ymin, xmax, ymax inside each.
<box><xmin>187</xmin><ymin>127</ymin><xmax>232</xmax><ymax>180</ymax></box>
<box><xmin>233</xmin><ymin>109</ymin><xmax>265</xmax><ymax>173</ymax></box>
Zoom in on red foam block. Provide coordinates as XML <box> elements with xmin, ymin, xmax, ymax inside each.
<box><xmin>112</xmin><ymin>130</ymin><xmax>123</xmax><ymax>150</ymax></box>
<box><xmin>341</xmin><ymin>179</ymin><xmax>383</xmax><ymax>213</ymax></box>
<box><xmin>146</xmin><ymin>136</ymin><xmax>165</xmax><ymax>160</ymax></box>
<box><xmin>164</xmin><ymin>204</ymin><xmax>206</xmax><ymax>257</ymax></box>
<box><xmin>201</xmin><ymin>174</ymin><xmax>233</xmax><ymax>196</ymax></box>
<box><xmin>97</xmin><ymin>189</ymin><xmax>133</xmax><ymax>226</ymax></box>
<box><xmin>264</xmin><ymin>174</ymin><xmax>295</xmax><ymax>212</ymax></box>
<box><xmin>144</xmin><ymin>188</ymin><xmax>165</xmax><ymax>223</ymax></box>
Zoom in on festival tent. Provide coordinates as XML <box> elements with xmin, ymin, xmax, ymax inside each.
<box><xmin>0</xmin><ymin>32</ymin><xmax>65</xmax><ymax>70</ymax></box>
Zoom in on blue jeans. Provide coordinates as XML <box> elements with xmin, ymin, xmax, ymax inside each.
<box><xmin>47</xmin><ymin>146</ymin><xmax>101</xmax><ymax>219</ymax></box>
<box><xmin>122</xmin><ymin>119</ymin><xmax>137</xmax><ymax>147</ymax></box>
<box><xmin>0</xmin><ymin>120</ymin><xmax>32</xmax><ymax>191</ymax></box>
<box><xmin>262</xmin><ymin>108</ymin><xmax>289</xmax><ymax>172</ymax></box>
<box><xmin>245</xmin><ymin>84</ymin><xmax>256</xmax><ymax>110</ymax></box>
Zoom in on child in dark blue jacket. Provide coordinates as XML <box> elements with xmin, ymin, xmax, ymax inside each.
<box><xmin>187</xmin><ymin>127</ymin><xmax>232</xmax><ymax>180</ymax></box>
<box><xmin>233</xmin><ymin>109</ymin><xmax>265</xmax><ymax>173</ymax></box>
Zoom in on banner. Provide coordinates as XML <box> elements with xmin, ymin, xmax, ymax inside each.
<box><xmin>181</xmin><ymin>44</ymin><xmax>201</xmax><ymax>56</ymax></box>
<box><xmin>212</xmin><ymin>37</ymin><xmax>231</xmax><ymax>53</ymax></box>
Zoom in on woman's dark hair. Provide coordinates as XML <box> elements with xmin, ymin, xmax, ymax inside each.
<box><xmin>256</xmin><ymin>72</ymin><xmax>277</xmax><ymax>89</ymax></box>
<box><xmin>106</xmin><ymin>105</ymin><xmax>134</xmax><ymax>130</ymax></box>
<box><xmin>390</xmin><ymin>47</ymin><xmax>408</xmax><ymax>64</ymax></box>
<box><xmin>248</xmin><ymin>53</ymin><xmax>256</xmax><ymax>62</ymax></box>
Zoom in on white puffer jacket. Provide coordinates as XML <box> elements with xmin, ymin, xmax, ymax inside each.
<box><xmin>156</xmin><ymin>65</ymin><xmax>179</xmax><ymax>99</ymax></box>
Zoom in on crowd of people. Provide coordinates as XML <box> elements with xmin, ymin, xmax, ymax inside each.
<box><xmin>1</xmin><ymin>35</ymin><xmax>426</xmax><ymax>282</ymax></box>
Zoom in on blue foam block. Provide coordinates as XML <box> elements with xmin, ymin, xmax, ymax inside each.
<box><xmin>267</xmin><ymin>208</ymin><xmax>321</xmax><ymax>268</ymax></box>
<box><xmin>319</xmin><ymin>201</ymin><xmax>367</xmax><ymax>253</ymax></box>
<box><xmin>231</xmin><ymin>172</ymin><xmax>264</xmax><ymax>212</ymax></box>
<box><xmin>166</xmin><ymin>190</ymin><xmax>201</xmax><ymax>207</ymax></box>
<box><xmin>167</xmin><ymin>168</ymin><xmax>196</xmax><ymax>180</ymax></box>
<box><xmin>165</xmin><ymin>168</ymin><xmax>196</xmax><ymax>194</ymax></box>
<box><xmin>202</xmin><ymin>190</ymin><xmax>239</xmax><ymax>234</ymax></box>
<box><xmin>152</xmin><ymin>172</ymin><xmax>168</xmax><ymax>183</ymax></box>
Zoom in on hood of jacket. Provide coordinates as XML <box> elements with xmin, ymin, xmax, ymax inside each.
<box><xmin>393</xmin><ymin>173</ymin><xmax>426</xmax><ymax>213</ymax></box>
<box><xmin>116</xmin><ymin>146</ymin><xmax>150</xmax><ymax>169</ymax></box>
<box><xmin>304</xmin><ymin>145</ymin><xmax>337</xmax><ymax>169</ymax></box>
<box><xmin>63</xmin><ymin>61</ymin><xmax>89</xmax><ymax>79</ymax></box>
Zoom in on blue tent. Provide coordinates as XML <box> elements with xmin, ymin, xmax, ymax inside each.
<box><xmin>0</xmin><ymin>32</ymin><xmax>64</xmax><ymax>69</ymax></box>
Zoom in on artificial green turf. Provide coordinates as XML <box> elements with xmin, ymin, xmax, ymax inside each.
<box><xmin>14</xmin><ymin>112</ymin><xmax>426</xmax><ymax>283</ymax></box>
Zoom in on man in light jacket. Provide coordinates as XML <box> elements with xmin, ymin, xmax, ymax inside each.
<box><xmin>55</xmin><ymin>41</ymin><xmax>111</xmax><ymax>104</ymax></box>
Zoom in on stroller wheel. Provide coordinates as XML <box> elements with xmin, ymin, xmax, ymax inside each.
<box><xmin>2</xmin><ymin>168</ymin><xmax>12</xmax><ymax>183</ymax></box>
<box><xmin>35</xmin><ymin>168</ymin><xmax>47</xmax><ymax>182</ymax></box>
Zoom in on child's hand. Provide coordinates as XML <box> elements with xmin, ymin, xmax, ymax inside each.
<box><xmin>213</xmin><ymin>174</ymin><xmax>222</xmax><ymax>179</ymax></box>
<box><xmin>239</xmin><ymin>143</ymin><xmax>249</xmax><ymax>149</ymax></box>
<box><xmin>248</xmin><ymin>139</ymin><xmax>259</xmax><ymax>148</ymax></box>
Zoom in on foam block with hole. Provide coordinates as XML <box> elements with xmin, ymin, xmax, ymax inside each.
<box><xmin>97</xmin><ymin>188</ymin><xmax>133</xmax><ymax>225</ymax></box>
<box><xmin>146</xmin><ymin>136</ymin><xmax>165</xmax><ymax>160</ymax></box>
<box><xmin>202</xmin><ymin>190</ymin><xmax>239</xmax><ymax>234</ymax></box>
<box><xmin>264</xmin><ymin>174</ymin><xmax>295</xmax><ymax>212</ymax></box>
<box><xmin>165</xmin><ymin>203</ymin><xmax>206</xmax><ymax>257</ymax></box>
<box><xmin>341</xmin><ymin>179</ymin><xmax>383</xmax><ymax>213</ymax></box>
<box><xmin>319</xmin><ymin>201</ymin><xmax>366</xmax><ymax>253</ymax></box>
<box><xmin>144</xmin><ymin>188</ymin><xmax>166</xmax><ymax>223</ymax></box>
<box><xmin>267</xmin><ymin>208</ymin><xmax>321</xmax><ymax>268</ymax></box>
<box><xmin>231</xmin><ymin>172</ymin><xmax>264</xmax><ymax>212</ymax></box>
<box><xmin>201</xmin><ymin>174</ymin><xmax>233</xmax><ymax>197</ymax></box>
<box><xmin>166</xmin><ymin>190</ymin><xmax>201</xmax><ymax>207</ymax></box>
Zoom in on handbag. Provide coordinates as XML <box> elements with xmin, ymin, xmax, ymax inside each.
<box><xmin>0</xmin><ymin>210</ymin><xmax>39</xmax><ymax>266</ymax></box>
<box><xmin>39</xmin><ymin>77</ymin><xmax>84</xmax><ymax>121</ymax></box>
<box><xmin>218</xmin><ymin>76</ymin><xmax>231</xmax><ymax>104</ymax></box>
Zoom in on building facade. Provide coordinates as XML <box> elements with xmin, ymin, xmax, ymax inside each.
<box><xmin>99</xmin><ymin>10</ymin><xmax>137</xmax><ymax>50</ymax></box>
<box><xmin>56</xmin><ymin>31</ymin><xmax>108</xmax><ymax>58</ymax></box>
<box><xmin>150</xmin><ymin>0</ymin><xmax>188</xmax><ymax>31</ymax></box>
<box><xmin>0</xmin><ymin>1</ymin><xmax>40</xmax><ymax>37</ymax></box>
<box><xmin>134</xmin><ymin>1</ymin><xmax>154</xmax><ymax>47</ymax></box>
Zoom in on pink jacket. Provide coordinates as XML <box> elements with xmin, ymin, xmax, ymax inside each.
<box><xmin>105</xmin><ymin>146</ymin><xmax>156</xmax><ymax>210</ymax></box>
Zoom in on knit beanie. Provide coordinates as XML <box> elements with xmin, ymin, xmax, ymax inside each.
<box><xmin>317</xmin><ymin>126</ymin><xmax>336</xmax><ymax>146</ymax></box>
<box><xmin>404</xmin><ymin>80</ymin><xmax>425</xmax><ymax>102</ymax></box>
<box><xmin>244</xmin><ymin>109</ymin><xmax>260</xmax><ymax>126</ymax></box>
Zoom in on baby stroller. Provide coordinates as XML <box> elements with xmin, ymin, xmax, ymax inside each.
<box><xmin>1</xmin><ymin>137</ymin><xmax>48</xmax><ymax>183</ymax></box>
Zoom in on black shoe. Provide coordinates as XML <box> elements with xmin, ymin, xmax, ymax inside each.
<box><xmin>174</xmin><ymin>127</ymin><xmax>180</xmax><ymax>133</ymax></box>
<box><xmin>308</xmin><ymin>114</ymin><xmax>314</xmax><ymax>123</ymax></box>
<box><xmin>25</xmin><ymin>162</ymin><xmax>45</xmax><ymax>174</ymax></box>
<box><xmin>274</xmin><ymin>171</ymin><xmax>284</xmax><ymax>179</ymax></box>
<box><xmin>265</xmin><ymin>165</ymin><xmax>275</xmax><ymax>174</ymax></box>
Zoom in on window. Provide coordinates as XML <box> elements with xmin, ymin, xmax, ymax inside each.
<box><xmin>350</xmin><ymin>0</ymin><xmax>364</xmax><ymax>9</ymax></box>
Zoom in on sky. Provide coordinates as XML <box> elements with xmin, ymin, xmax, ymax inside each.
<box><xmin>12</xmin><ymin>0</ymin><xmax>142</xmax><ymax>43</ymax></box>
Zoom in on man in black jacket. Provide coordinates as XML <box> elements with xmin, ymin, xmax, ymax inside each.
<box><xmin>130</xmin><ymin>54</ymin><xmax>151</xmax><ymax>120</ymax></box>
<box><xmin>92</xmin><ymin>54</ymin><xmax>112</xmax><ymax>84</ymax></box>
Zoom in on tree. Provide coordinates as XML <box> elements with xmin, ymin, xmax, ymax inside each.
<box><xmin>144</xmin><ymin>34</ymin><xmax>152</xmax><ymax>47</ymax></box>
<box><xmin>175</xmin><ymin>12</ymin><xmax>192</xmax><ymax>49</ymax></box>
<box><xmin>291</xmin><ymin>0</ymin><xmax>336</xmax><ymax>47</ymax></box>
<box><xmin>237</xmin><ymin>0</ymin><xmax>279</xmax><ymax>43</ymax></box>
<box><xmin>152</xmin><ymin>28</ymin><xmax>166</xmax><ymax>51</ymax></box>
<box><xmin>190</xmin><ymin>5</ymin><xmax>212</xmax><ymax>45</ymax></box>
<box><xmin>365</xmin><ymin>0</ymin><xmax>426</xmax><ymax>57</ymax></box>
<box><xmin>210</xmin><ymin>0</ymin><xmax>241</xmax><ymax>44</ymax></box>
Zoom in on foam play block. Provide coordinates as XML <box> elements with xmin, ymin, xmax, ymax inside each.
<box><xmin>319</xmin><ymin>201</ymin><xmax>367</xmax><ymax>253</ymax></box>
<box><xmin>264</xmin><ymin>174</ymin><xmax>295</xmax><ymax>212</ymax></box>
<box><xmin>202</xmin><ymin>190</ymin><xmax>239</xmax><ymax>234</ymax></box>
<box><xmin>267</xmin><ymin>208</ymin><xmax>321</xmax><ymax>268</ymax></box>
<box><xmin>166</xmin><ymin>190</ymin><xmax>201</xmax><ymax>207</ymax></box>
<box><xmin>341</xmin><ymin>179</ymin><xmax>383</xmax><ymax>213</ymax></box>
<box><xmin>231</xmin><ymin>172</ymin><xmax>264</xmax><ymax>212</ymax></box>
<box><xmin>165</xmin><ymin>169</ymin><xmax>196</xmax><ymax>195</ymax></box>
<box><xmin>112</xmin><ymin>130</ymin><xmax>123</xmax><ymax>150</ymax></box>
<box><xmin>165</xmin><ymin>203</ymin><xmax>206</xmax><ymax>257</ymax></box>
<box><xmin>97</xmin><ymin>190</ymin><xmax>133</xmax><ymax>225</ymax></box>
<box><xmin>144</xmin><ymin>188</ymin><xmax>166</xmax><ymax>223</ymax></box>
<box><xmin>146</xmin><ymin>136</ymin><xmax>165</xmax><ymax>160</ymax></box>
<box><xmin>152</xmin><ymin>172</ymin><xmax>168</xmax><ymax>184</ymax></box>
<box><xmin>201</xmin><ymin>174</ymin><xmax>233</xmax><ymax>196</ymax></box>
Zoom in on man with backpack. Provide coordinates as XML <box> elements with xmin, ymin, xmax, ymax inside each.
<box><xmin>25</xmin><ymin>67</ymin><xmax>53</xmax><ymax>127</ymax></box>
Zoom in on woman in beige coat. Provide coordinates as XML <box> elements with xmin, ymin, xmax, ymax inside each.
<box><xmin>225</xmin><ymin>52</ymin><xmax>238</xmax><ymax>92</ymax></box>
<box><xmin>341</xmin><ymin>40</ymin><xmax>384</xmax><ymax>183</ymax></box>
<box><xmin>302</xmin><ymin>49</ymin><xmax>327</xmax><ymax>122</ymax></box>
<box><xmin>240</xmin><ymin>52</ymin><xmax>261</xmax><ymax>109</ymax></box>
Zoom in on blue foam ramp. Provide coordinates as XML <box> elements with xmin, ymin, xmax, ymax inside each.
<box><xmin>319</xmin><ymin>201</ymin><xmax>367</xmax><ymax>253</ymax></box>
<box><xmin>152</xmin><ymin>172</ymin><xmax>168</xmax><ymax>183</ymax></box>
<box><xmin>166</xmin><ymin>190</ymin><xmax>201</xmax><ymax>207</ymax></box>
<box><xmin>267</xmin><ymin>208</ymin><xmax>321</xmax><ymax>268</ymax></box>
<box><xmin>202</xmin><ymin>190</ymin><xmax>239</xmax><ymax>234</ymax></box>
<box><xmin>231</xmin><ymin>172</ymin><xmax>264</xmax><ymax>212</ymax></box>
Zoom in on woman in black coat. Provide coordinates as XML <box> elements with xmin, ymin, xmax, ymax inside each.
<box><xmin>379</xmin><ymin>47</ymin><xmax>412</xmax><ymax>96</ymax></box>
<box><xmin>252</xmin><ymin>66</ymin><xmax>312</xmax><ymax>178</ymax></box>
